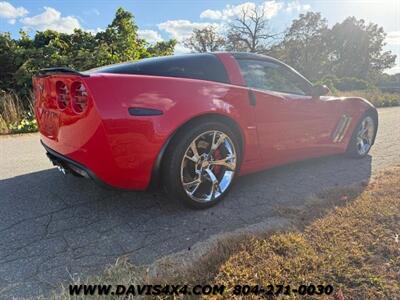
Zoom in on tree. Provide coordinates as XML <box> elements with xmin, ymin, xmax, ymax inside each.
<box><xmin>328</xmin><ymin>17</ymin><xmax>396</xmax><ymax>79</ymax></box>
<box><xmin>0</xmin><ymin>33</ymin><xmax>19</xmax><ymax>92</ymax></box>
<box><xmin>184</xmin><ymin>26</ymin><xmax>225</xmax><ymax>52</ymax></box>
<box><xmin>67</xmin><ymin>29</ymin><xmax>98</xmax><ymax>70</ymax></box>
<box><xmin>146</xmin><ymin>40</ymin><xmax>177</xmax><ymax>57</ymax></box>
<box><xmin>96</xmin><ymin>7</ymin><xmax>147</xmax><ymax>64</ymax></box>
<box><xmin>268</xmin><ymin>12</ymin><xmax>330</xmax><ymax>80</ymax></box>
<box><xmin>0</xmin><ymin>7</ymin><xmax>176</xmax><ymax>102</ymax></box>
<box><xmin>269</xmin><ymin>13</ymin><xmax>397</xmax><ymax>81</ymax></box>
<box><xmin>226</xmin><ymin>4</ymin><xmax>278</xmax><ymax>52</ymax></box>
<box><xmin>13</xmin><ymin>30</ymin><xmax>72</xmax><ymax>97</ymax></box>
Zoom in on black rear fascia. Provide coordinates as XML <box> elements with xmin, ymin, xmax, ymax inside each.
<box><xmin>87</xmin><ymin>53</ymin><xmax>230</xmax><ymax>84</ymax></box>
<box><xmin>41</xmin><ymin>141</ymin><xmax>122</xmax><ymax>190</ymax></box>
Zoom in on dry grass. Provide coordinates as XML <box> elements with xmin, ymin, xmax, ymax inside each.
<box><xmin>0</xmin><ymin>91</ymin><xmax>36</xmax><ymax>134</ymax></box>
<box><xmin>0</xmin><ymin>91</ymin><xmax>24</xmax><ymax>134</ymax></box>
<box><xmin>30</xmin><ymin>258</ymin><xmax>147</xmax><ymax>300</ymax></box>
<box><xmin>214</xmin><ymin>167</ymin><xmax>400</xmax><ymax>299</ymax></box>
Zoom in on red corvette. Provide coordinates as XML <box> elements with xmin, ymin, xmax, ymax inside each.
<box><xmin>33</xmin><ymin>52</ymin><xmax>378</xmax><ymax>208</ymax></box>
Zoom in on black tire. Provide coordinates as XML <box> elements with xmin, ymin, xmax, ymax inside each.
<box><xmin>346</xmin><ymin>112</ymin><xmax>377</xmax><ymax>158</ymax></box>
<box><xmin>162</xmin><ymin>120</ymin><xmax>241</xmax><ymax>209</ymax></box>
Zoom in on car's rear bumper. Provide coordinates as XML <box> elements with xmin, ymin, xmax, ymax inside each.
<box><xmin>40</xmin><ymin>131</ymin><xmax>154</xmax><ymax>190</ymax></box>
<box><xmin>42</xmin><ymin>140</ymin><xmax>116</xmax><ymax>189</ymax></box>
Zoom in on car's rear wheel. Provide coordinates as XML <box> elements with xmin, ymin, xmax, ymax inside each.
<box><xmin>162</xmin><ymin>121</ymin><xmax>240</xmax><ymax>208</ymax></box>
<box><xmin>347</xmin><ymin>113</ymin><xmax>376</xmax><ymax>158</ymax></box>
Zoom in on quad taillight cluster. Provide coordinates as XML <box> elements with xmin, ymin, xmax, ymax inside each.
<box><xmin>56</xmin><ymin>81</ymin><xmax>69</xmax><ymax>110</ymax></box>
<box><xmin>55</xmin><ymin>81</ymin><xmax>89</xmax><ymax>113</ymax></box>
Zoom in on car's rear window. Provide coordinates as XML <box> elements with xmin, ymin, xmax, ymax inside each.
<box><xmin>87</xmin><ymin>53</ymin><xmax>230</xmax><ymax>84</ymax></box>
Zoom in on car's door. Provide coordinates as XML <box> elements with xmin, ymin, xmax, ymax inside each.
<box><xmin>236</xmin><ymin>58</ymin><xmax>342</xmax><ymax>167</ymax></box>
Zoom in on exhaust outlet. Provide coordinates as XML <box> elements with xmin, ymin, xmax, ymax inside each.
<box><xmin>56</xmin><ymin>165</ymin><xmax>67</xmax><ymax>175</ymax></box>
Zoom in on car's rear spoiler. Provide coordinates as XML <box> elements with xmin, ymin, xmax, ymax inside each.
<box><xmin>37</xmin><ymin>67</ymin><xmax>90</xmax><ymax>77</ymax></box>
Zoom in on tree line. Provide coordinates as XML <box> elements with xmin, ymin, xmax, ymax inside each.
<box><xmin>0</xmin><ymin>8</ymin><xmax>176</xmax><ymax>101</ymax></box>
<box><xmin>184</xmin><ymin>9</ymin><xmax>397</xmax><ymax>90</ymax></box>
<box><xmin>0</xmin><ymin>7</ymin><xmax>398</xmax><ymax>106</ymax></box>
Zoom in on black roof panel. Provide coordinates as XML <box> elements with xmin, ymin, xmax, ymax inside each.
<box><xmin>87</xmin><ymin>53</ymin><xmax>230</xmax><ymax>84</ymax></box>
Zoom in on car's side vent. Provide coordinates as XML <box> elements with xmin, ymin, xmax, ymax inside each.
<box><xmin>128</xmin><ymin>107</ymin><xmax>163</xmax><ymax>116</ymax></box>
<box><xmin>332</xmin><ymin>114</ymin><xmax>352</xmax><ymax>143</ymax></box>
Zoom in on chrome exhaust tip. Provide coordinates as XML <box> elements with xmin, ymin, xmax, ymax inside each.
<box><xmin>56</xmin><ymin>165</ymin><xmax>67</xmax><ymax>175</ymax></box>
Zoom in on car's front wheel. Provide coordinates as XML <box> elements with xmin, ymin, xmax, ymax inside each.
<box><xmin>162</xmin><ymin>121</ymin><xmax>240</xmax><ymax>208</ymax></box>
<box><xmin>347</xmin><ymin>113</ymin><xmax>377</xmax><ymax>158</ymax></box>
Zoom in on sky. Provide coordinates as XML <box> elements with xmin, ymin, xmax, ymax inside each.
<box><xmin>1</xmin><ymin>0</ymin><xmax>399</xmax><ymax>74</ymax></box>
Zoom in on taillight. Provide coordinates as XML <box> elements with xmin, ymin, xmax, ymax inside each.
<box><xmin>71</xmin><ymin>82</ymin><xmax>88</xmax><ymax>113</ymax></box>
<box><xmin>56</xmin><ymin>81</ymin><xmax>69</xmax><ymax>110</ymax></box>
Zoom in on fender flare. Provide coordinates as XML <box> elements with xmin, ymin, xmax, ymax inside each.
<box><xmin>148</xmin><ymin>113</ymin><xmax>244</xmax><ymax>189</ymax></box>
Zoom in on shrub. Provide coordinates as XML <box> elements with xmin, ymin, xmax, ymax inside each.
<box><xmin>335</xmin><ymin>77</ymin><xmax>372</xmax><ymax>91</ymax></box>
<box><xmin>319</xmin><ymin>76</ymin><xmax>373</xmax><ymax>91</ymax></box>
<box><xmin>8</xmin><ymin>113</ymin><xmax>38</xmax><ymax>133</ymax></box>
<box><xmin>335</xmin><ymin>89</ymin><xmax>400</xmax><ymax>107</ymax></box>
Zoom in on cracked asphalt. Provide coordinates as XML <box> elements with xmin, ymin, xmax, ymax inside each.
<box><xmin>0</xmin><ymin>107</ymin><xmax>399</xmax><ymax>298</ymax></box>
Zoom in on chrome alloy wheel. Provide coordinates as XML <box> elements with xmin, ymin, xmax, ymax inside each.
<box><xmin>356</xmin><ymin>116</ymin><xmax>375</xmax><ymax>156</ymax></box>
<box><xmin>180</xmin><ymin>130</ymin><xmax>237</xmax><ymax>203</ymax></box>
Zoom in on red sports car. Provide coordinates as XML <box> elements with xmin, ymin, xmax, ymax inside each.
<box><xmin>33</xmin><ymin>52</ymin><xmax>378</xmax><ymax>208</ymax></box>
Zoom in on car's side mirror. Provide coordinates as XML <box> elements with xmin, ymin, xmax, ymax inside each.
<box><xmin>311</xmin><ymin>84</ymin><xmax>330</xmax><ymax>98</ymax></box>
